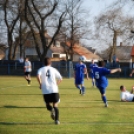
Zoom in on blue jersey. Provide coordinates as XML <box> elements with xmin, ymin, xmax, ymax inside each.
<box><xmin>93</xmin><ymin>66</ymin><xmax>110</xmax><ymax>89</ymax></box>
<box><xmin>74</xmin><ymin>63</ymin><xmax>86</xmax><ymax>84</ymax></box>
<box><xmin>89</xmin><ymin>63</ymin><xmax>97</xmax><ymax>78</ymax></box>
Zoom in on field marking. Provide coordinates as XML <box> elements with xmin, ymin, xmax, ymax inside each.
<box><xmin>0</xmin><ymin>85</ymin><xmax>27</xmax><ymax>90</ymax></box>
<box><xmin>0</xmin><ymin>121</ymin><xmax>134</xmax><ymax>126</ymax></box>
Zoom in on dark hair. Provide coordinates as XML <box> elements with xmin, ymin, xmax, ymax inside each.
<box><xmin>44</xmin><ymin>57</ymin><xmax>51</xmax><ymax>66</ymax></box>
<box><xmin>25</xmin><ymin>57</ymin><xmax>29</xmax><ymax>60</ymax></box>
<box><xmin>120</xmin><ymin>85</ymin><xmax>124</xmax><ymax>90</ymax></box>
<box><xmin>98</xmin><ymin>60</ymin><xmax>105</xmax><ymax>67</ymax></box>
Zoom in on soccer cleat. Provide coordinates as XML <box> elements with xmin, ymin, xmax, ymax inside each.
<box><xmin>27</xmin><ymin>84</ymin><xmax>31</xmax><ymax>86</ymax></box>
<box><xmin>105</xmin><ymin>103</ymin><xmax>108</xmax><ymax>107</ymax></box>
<box><xmin>55</xmin><ymin>120</ymin><xmax>60</xmax><ymax>125</ymax></box>
<box><xmin>81</xmin><ymin>92</ymin><xmax>85</xmax><ymax>96</ymax></box>
<box><xmin>51</xmin><ymin>108</ymin><xmax>55</xmax><ymax>120</ymax></box>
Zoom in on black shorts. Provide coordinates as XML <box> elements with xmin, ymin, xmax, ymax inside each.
<box><xmin>24</xmin><ymin>72</ymin><xmax>31</xmax><ymax>76</ymax></box>
<box><xmin>43</xmin><ymin>93</ymin><xmax>60</xmax><ymax>103</ymax></box>
<box><xmin>132</xmin><ymin>97</ymin><xmax>134</xmax><ymax>102</ymax></box>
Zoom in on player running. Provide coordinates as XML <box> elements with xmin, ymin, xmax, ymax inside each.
<box><xmin>92</xmin><ymin>60</ymin><xmax>121</xmax><ymax>107</ymax></box>
<box><xmin>24</xmin><ymin>57</ymin><xmax>32</xmax><ymax>86</ymax></box>
<box><xmin>74</xmin><ymin>56</ymin><xmax>89</xmax><ymax>95</ymax></box>
<box><xmin>37</xmin><ymin>57</ymin><xmax>62</xmax><ymax>125</ymax></box>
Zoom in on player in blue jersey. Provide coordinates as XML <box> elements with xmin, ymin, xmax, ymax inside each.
<box><xmin>74</xmin><ymin>56</ymin><xmax>89</xmax><ymax>95</ymax></box>
<box><xmin>89</xmin><ymin>59</ymin><xmax>97</xmax><ymax>87</ymax></box>
<box><xmin>92</xmin><ymin>61</ymin><xmax>121</xmax><ymax>107</ymax></box>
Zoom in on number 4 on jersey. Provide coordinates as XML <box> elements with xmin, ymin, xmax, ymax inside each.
<box><xmin>46</xmin><ymin>70</ymin><xmax>50</xmax><ymax>78</ymax></box>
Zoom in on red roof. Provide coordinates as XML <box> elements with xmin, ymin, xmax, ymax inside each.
<box><xmin>66</xmin><ymin>41</ymin><xmax>101</xmax><ymax>60</ymax></box>
<box><xmin>131</xmin><ymin>46</ymin><xmax>134</xmax><ymax>56</ymax></box>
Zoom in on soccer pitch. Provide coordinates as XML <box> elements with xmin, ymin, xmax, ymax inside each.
<box><xmin>0</xmin><ymin>76</ymin><xmax>134</xmax><ymax>134</ymax></box>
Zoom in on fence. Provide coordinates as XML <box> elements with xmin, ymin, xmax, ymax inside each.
<box><xmin>0</xmin><ymin>60</ymin><xmax>133</xmax><ymax>78</ymax></box>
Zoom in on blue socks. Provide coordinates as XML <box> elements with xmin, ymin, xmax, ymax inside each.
<box><xmin>92</xmin><ymin>80</ymin><xmax>94</xmax><ymax>86</ymax></box>
<box><xmin>102</xmin><ymin>96</ymin><xmax>107</xmax><ymax>104</ymax></box>
<box><xmin>82</xmin><ymin>86</ymin><xmax>85</xmax><ymax>93</ymax></box>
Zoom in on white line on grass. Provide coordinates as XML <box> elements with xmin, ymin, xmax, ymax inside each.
<box><xmin>0</xmin><ymin>85</ymin><xmax>27</xmax><ymax>90</ymax></box>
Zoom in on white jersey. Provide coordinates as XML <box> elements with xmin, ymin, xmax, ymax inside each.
<box><xmin>37</xmin><ymin>66</ymin><xmax>62</xmax><ymax>94</ymax></box>
<box><xmin>120</xmin><ymin>91</ymin><xmax>134</xmax><ymax>101</ymax></box>
<box><xmin>24</xmin><ymin>61</ymin><xmax>32</xmax><ymax>72</ymax></box>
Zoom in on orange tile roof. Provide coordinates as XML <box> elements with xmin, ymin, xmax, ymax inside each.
<box><xmin>131</xmin><ymin>46</ymin><xmax>134</xmax><ymax>56</ymax></box>
<box><xmin>66</xmin><ymin>41</ymin><xmax>101</xmax><ymax>60</ymax></box>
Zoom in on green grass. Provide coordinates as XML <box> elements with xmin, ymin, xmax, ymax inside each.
<box><xmin>0</xmin><ymin>76</ymin><xmax>134</xmax><ymax>134</ymax></box>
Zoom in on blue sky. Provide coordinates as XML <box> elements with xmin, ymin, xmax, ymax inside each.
<box><xmin>80</xmin><ymin>0</ymin><xmax>134</xmax><ymax>50</ymax></box>
<box><xmin>82</xmin><ymin>0</ymin><xmax>117</xmax><ymax>17</ymax></box>
<box><xmin>82</xmin><ymin>0</ymin><xmax>134</xmax><ymax>18</ymax></box>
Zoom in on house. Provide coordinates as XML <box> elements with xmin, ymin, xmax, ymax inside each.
<box><xmin>65</xmin><ymin>41</ymin><xmax>101</xmax><ymax>62</ymax></box>
<box><xmin>8</xmin><ymin>30</ymin><xmax>101</xmax><ymax>61</ymax></box>
<box><xmin>98</xmin><ymin>44</ymin><xmax>134</xmax><ymax>68</ymax></box>
<box><xmin>0</xmin><ymin>44</ymin><xmax>8</xmax><ymax>60</ymax></box>
<box><xmin>13</xmin><ymin>31</ymin><xmax>66</xmax><ymax>61</ymax></box>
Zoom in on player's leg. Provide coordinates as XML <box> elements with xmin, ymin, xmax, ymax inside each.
<box><xmin>92</xmin><ymin>77</ymin><xmax>95</xmax><ymax>87</ymax></box>
<box><xmin>24</xmin><ymin>72</ymin><xmax>30</xmax><ymax>85</ymax></box>
<box><xmin>43</xmin><ymin>94</ymin><xmax>54</xmax><ymax>120</ymax></box>
<box><xmin>75</xmin><ymin>78</ymin><xmax>82</xmax><ymax>94</ymax></box>
<box><xmin>27</xmin><ymin>72</ymin><xmax>31</xmax><ymax>85</ymax></box>
<box><xmin>53</xmin><ymin>103</ymin><xmax>60</xmax><ymax>124</ymax></box>
<box><xmin>81</xmin><ymin>80</ymin><xmax>85</xmax><ymax>95</ymax></box>
<box><xmin>52</xmin><ymin>93</ymin><xmax>60</xmax><ymax>125</ymax></box>
<box><xmin>75</xmin><ymin>84</ymin><xmax>82</xmax><ymax>94</ymax></box>
<box><xmin>99</xmin><ymin>87</ymin><xmax>108</xmax><ymax>107</ymax></box>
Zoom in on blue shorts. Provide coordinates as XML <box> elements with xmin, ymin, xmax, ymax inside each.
<box><xmin>97</xmin><ymin>86</ymin><xmax>106</xmax><ymax>94</ymax></box>
<box><xmin>75</xmin><ymin>79</ymin><xmax>84</xmax><ymax>85</ymax></box>
<box><xmin>89</xmin><ymin>73</ymin><xmax>94</xmax><ymax>79</ymax></box>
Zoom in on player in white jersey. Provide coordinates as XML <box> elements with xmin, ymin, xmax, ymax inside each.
<box><xmin>24</xmin><ymin>57</ymin><xmax>32</xmax><ymax>86</ymax></box>
<box><xmin>120</xmin><ymin>85</ymin><xmax>134</xmax><ymax>102</ymax></box>
<box><xmin>37</xmin><ymin>57</ymin><xmax>62</xmax><ymax>125</ymax></box>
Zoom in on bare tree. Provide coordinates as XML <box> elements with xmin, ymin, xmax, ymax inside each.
<box><xmin>58</xmin><ymin>0</ymin><xmax>91</xmax><ymax>61</ymax></box>
<box><xmin>3</xmin><ymin>0</ymin><xmax>20</xmax><ymax>60</ymax></box>
<box><xmin>94</xmin><ymin>7</ymin><xmax>134</xmax><ymax>62</ymax></box>
<box><xmin>25</xmin><ymin>0</ymin><xmax>66</xmax><ymax>61</ymax></box>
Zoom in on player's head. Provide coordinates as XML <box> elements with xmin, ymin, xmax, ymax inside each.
<box><xmin>25</xmin><ymin>57</ymin><xmax>29</xmax><ymax>61</ymax></box>
<box><xmin>44</xmin><ymin>57</ymin><xmax>51</xmax><ymax>66</ymax></box>
<box><xmin>120</xmin><ymin>85</ymin><xmax>126</xmax><ymax>91</ymax></box>
<box><xmin>79</xmin><ymin>56</ymin><xmax>86</xmax><ymax>62</ymax></box>
<box><xmin>91</xmin><ymin>59</ymin><xmax>94</xmax><ymax>64</ymax></box>
<box><xmin>98</xmin><ymin>60</ymin><xmax>105</xmax><ymax>67</ymax></box>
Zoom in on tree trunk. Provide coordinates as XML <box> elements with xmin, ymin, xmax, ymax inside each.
<box><xmin>8</xmin><ymin>32</ymin><xmax>13</xmax><ymax>60</ymax></box>
<box><xmin>110</xmin><ymin>31</ymin><xmax>117</xmax><ymax>62</ymax></box>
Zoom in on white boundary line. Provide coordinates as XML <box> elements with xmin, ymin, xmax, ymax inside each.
<box><xmin>0</xmin><ymin>85</ymin><xmax>27</xmax><ymax>90</ymax></box>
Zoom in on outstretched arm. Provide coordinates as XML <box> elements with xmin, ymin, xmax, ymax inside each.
<box><xmin>110</xmin><ymin>68</ymin><xmax>121</xmax><ymax>74</ymax></box>
<box><xmin>130</xmin><ymin>69</ymin><xmax>134</xmax><ymax>77</ymax></box>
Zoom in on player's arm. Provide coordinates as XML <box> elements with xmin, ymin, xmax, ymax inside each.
<box><xmin>37</xmin><ymin>74</ymin><xmax>42</xmax><ymax>89</ymax></box>
<box><xmin>110</xmin><ymin>68</ymin><xmax>121</xmax><ymax>74</ymax></box>
<box><xmin>55</xmin><ymin>69</ymin><xmax>63</xmax><ymax>85</ymax></box>
<box><xmin>84</xmin><ymin>68</ymin><xmax>89</xmax><ymax>80</ymax></box>
<box><xmin>57</xmin><ymin>79</ymin><xmax>62</xmax><ymax>85</ymax></box>
<box><xmin>130</xmin><ymin>69</ymin><xmax>134</xmax><ymax>77</ymax></box>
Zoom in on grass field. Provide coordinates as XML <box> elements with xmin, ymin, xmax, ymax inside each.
<box><xmin>0</xmin><ymin>76</ymin><xmax>134</xmax><ymax>134</ymax></box>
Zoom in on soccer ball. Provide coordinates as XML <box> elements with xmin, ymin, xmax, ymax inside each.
<box><xmin>79</xmin><ymin>56</ymin><xmax>86</xmax><ymax>62</ymax></box>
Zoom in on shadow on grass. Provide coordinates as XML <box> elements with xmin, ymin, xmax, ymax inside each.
<box><xmin>3</xmin><ymin>105</ymin><xmax>45</xmax><ymax>108</ymax></box>
<box><xmin>0</xmin><ymin>122</ymin><xmax>53</xmax><ymax>125</ymax></box>
<box><xmin>0</xmin><ymin>94</ymin><xmax>42</xmax><ymax>95</ymax></box>
<box><xmin>1</xmin><ymin>121</ymin><xmax>134</xmax><ymax>126</ymax></box>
